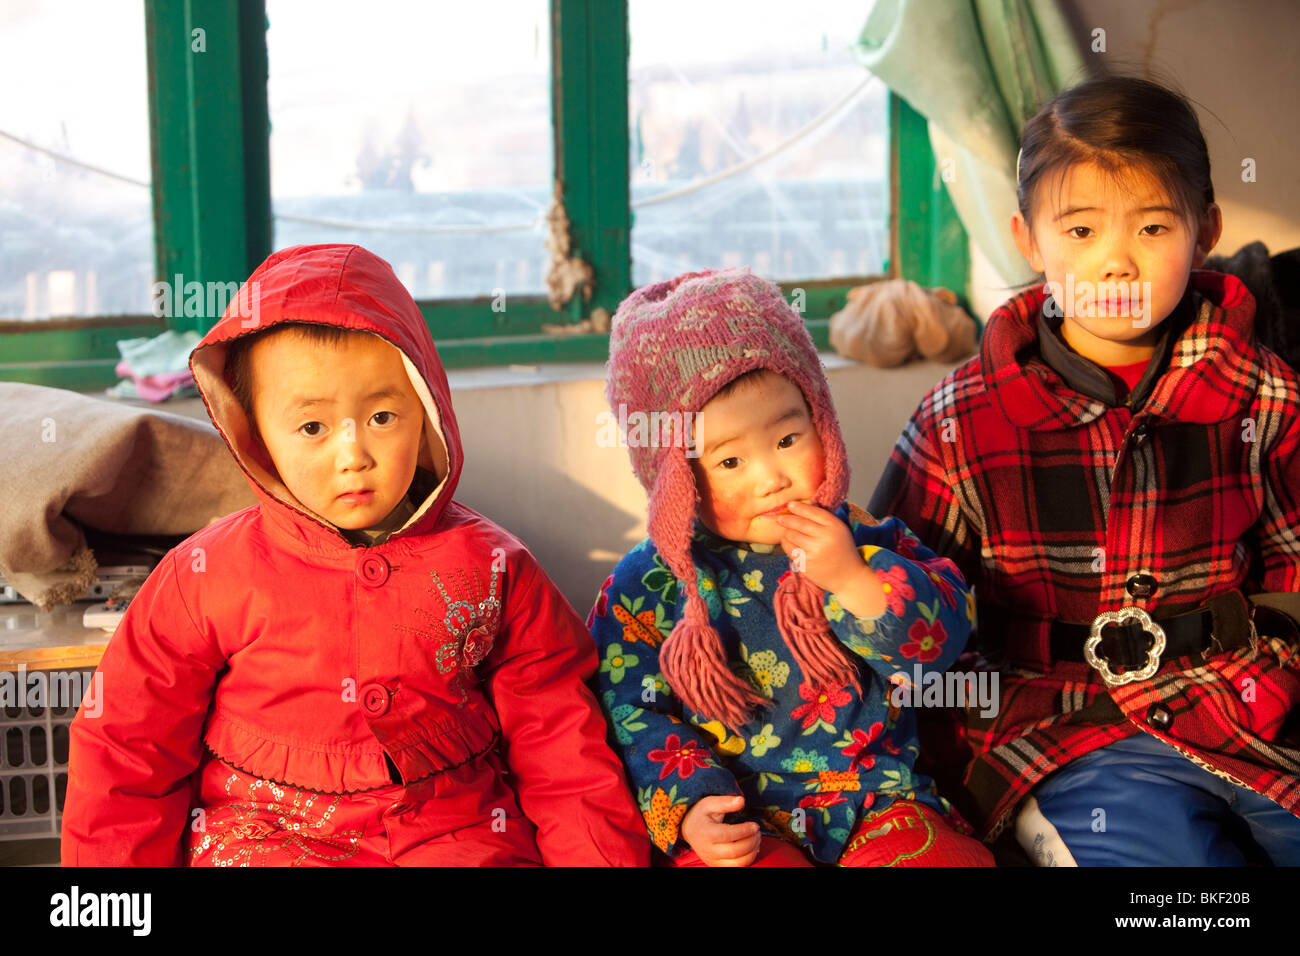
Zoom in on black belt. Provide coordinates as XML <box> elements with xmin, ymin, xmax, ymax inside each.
<box><xmin>986</xmin><ymin>591</ymin><xmax>1260</xmax><ymax>686</ymax></box>
<box><xmin>1049</xmin><ymin>605</ymin><xmax>1217</xmax><ymax>666</ymax></box>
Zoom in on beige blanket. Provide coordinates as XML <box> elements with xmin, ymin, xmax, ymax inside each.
<box><xmin>0</xmin><ymin>383</ymin><xmax>256</xmax><ymax>609</ymax></box>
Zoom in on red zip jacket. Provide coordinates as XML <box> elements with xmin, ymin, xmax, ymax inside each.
<box><xmin>870</xmin><ymin>271</ymin><xmax>1300</xmax><ymax>841</ymax></box>
<box><xmin>61</xmin><ymin>244</ymin><xmax>649</xmax><ymax>866</ymax></box>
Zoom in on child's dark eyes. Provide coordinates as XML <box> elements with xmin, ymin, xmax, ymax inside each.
<box><xmin>1067</xmin><ymin>223</ymin><xmax>1170</xmax><ymax>239</ymax></box>
<box><xmin>719</xmin><ymin>457</ymin><xmax>741</xmax><ymax>470</ymax></box>
<box><xmin>777</xmin><ymin>433</ymin><xmax>798</xmax><ymax>449</ymax></box>
<box><xmin>297</xmin><ymin>411</ymin><xmax>396</xmax><ymax>436</ymax></box>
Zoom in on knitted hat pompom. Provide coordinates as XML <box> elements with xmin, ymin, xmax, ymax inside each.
<box><xmin>607</xmin><ymin>268</ymin><xmax>861</xmax><ymax>732</ymax></box>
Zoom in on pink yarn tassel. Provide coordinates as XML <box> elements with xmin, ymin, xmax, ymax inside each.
<box><xmin>659</xmin><ymin>594</ymin><xmax>770</xmax><ymax>733</ymax></box>
<box><xmin>773</xmin><ymin>572</ymin><xmax>863</xmax><ymax>697</ymax></box>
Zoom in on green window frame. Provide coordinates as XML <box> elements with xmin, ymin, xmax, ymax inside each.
<box><xmin>0</xmin><ymin>0</ymin><xmax>967</xmax><ymax>388</ymax></box>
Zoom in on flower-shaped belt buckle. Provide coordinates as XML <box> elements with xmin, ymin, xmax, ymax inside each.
<box><xmin>1085</xmin><ymin>606</ymin><xmax>1167</xmax><ymax>687</ymax></box>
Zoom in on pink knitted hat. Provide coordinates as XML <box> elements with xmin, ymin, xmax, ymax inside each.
<box><xmin>607</xmin><ymin>268</ymin><xmax>857</xmax><ymax>731</ymax></box>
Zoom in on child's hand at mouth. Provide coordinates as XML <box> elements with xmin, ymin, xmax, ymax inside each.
<box><xmin>776</xmin><ymin>501</ymin><xmax>887</xmax><ymax>618</ymax></box>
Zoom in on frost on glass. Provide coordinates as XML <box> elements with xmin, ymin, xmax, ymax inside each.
<box><xmin>629</xmin><ymin>1</ymin><xmax>886</xmax><ymax>286</ymax></box>
<box><xmin>0</xmin><ymin>4</ymin><xmax>154</xmax><ymax>320</ymax></box>
<box><xmin>268</xmin><ymin>0</ymin><xmax>553</xmax><ymax>301</ymax></box>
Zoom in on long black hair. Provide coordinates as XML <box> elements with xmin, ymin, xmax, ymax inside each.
<box><xmin>1017</xmin><ymin>75</ymin><xmax>1213</xmax><ymax>225</ymax></box>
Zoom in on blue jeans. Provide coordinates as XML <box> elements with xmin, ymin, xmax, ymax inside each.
<box><xmin>1031</xmin><ymin>732</ymin><xmax>1300</xmax><ymax>866</ymax></box>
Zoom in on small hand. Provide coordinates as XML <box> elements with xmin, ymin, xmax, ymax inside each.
<box><xmin>776</xmin><ymin>501</ymin><xmax>864</xmax><ymax>594</ymax></box>
<box><xmin>681</xmin><ymin>795</ymin><xmax>762</xmax><ymax>867</ymax></box>
<box><xmin>776</xmin><ymin>502</ymin><xmax>886</xmax><ymax>617</ymax></box>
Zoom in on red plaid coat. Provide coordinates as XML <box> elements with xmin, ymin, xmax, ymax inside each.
<box><xmin>869</xmin><ymin>271</ymin><xmax>1300</xmax><ymax>841</ymax></box>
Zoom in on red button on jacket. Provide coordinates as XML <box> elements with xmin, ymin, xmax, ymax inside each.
<box><xmin>360</xmin><ymin>683</ymin><xmax>390</xmax><ymax>717</ymax></box>
<box><xmin>358</xmin><ymin>554</ymin><xmax>389</xmax><ymax>586</ymax></box>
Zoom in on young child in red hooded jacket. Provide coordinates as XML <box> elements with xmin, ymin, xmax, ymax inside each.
<box><xmin>61</xmin><ymin>244</ymin><xmax>649</xmax><ymax>866</ymax></box>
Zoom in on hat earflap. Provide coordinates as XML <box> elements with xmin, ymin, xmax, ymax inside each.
<box><xmin>648</xmin><ymin>450</ymin><xmax>770</xmax><ymax>732</ymax></box>
<box><xmin>773</xmin><ymin>569</ymin><xmax>864</xmax><ymax>698</ymax></box>
<box><xmin>658</xmin><ymin>590</ymin><xmax>772</xmax><ymax>734</ymax></box>
<box><xmin>770</xmin><ymin>364</ymin><xmax>860</xmax><ymax>695</ymax></box>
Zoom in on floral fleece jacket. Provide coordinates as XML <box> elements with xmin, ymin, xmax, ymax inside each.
<box><xmin>587</xmin><ymin>503</ymin><xmax>977</xmax><ymax>862</ymax></box>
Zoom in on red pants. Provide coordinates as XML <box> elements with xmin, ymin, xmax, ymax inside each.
<box><xmin>671</xmin><ymin>800</ymin><xmax>996</xmax><ymax>867</ymax></box>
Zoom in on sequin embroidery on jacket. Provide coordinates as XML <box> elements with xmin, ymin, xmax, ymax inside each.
<box><xmin>398</xmin><ymin>565</ymin><xmax>502</xmax><ymax>703</ymax></box>
<box><xmin>190</xmin><ymin>775</ymin><xmax>363</xmax><ymax>867</ymax></box>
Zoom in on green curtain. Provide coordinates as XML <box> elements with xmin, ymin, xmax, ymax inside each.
<box><xmin>858</xmin><ymin>0</ymin><xmax>1088</xmax><ymax>289</ymax></box>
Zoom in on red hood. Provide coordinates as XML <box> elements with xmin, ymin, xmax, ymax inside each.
<box><xmin>190</xmin><ymin>244</ymin><xmax>461</xmax><ymax>547</ymax></box>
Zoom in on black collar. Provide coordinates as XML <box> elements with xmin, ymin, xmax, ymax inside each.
<box><xmin>1034</xmin><ymin>290</ymin><xmax>1197</xmax><ymax>408</ymax></box>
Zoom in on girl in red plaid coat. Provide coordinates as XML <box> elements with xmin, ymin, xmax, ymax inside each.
<box><xmin>871</xmin><ymin>76</ymin><xmax>1300</xmax><ymax>865</ymax></box>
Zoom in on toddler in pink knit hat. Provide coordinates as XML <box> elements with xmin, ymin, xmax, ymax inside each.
<box><xmin>588</xmin><ymin>268</ymin><xmax>995</xmax><ymax>867</ymax></box>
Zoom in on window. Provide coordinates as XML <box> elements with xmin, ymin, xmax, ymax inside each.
<box><xmin>628</xmin><ymin>0</ymin><xmax>887</xmax><ymax>284</ymax></box>
<box><xmin>1</xmin><ymin>0</ymin><xmax>964</xmax><ymax>386</ymax></box>
<box><xmin>267</xmin><ymin>0</ymin><xmax>553</xmax><ymax>300</ymax></box>
<box><xmin>0</xmin><ymin>2</ymin><xmax>154</xmax><ymax>320</ymax></box>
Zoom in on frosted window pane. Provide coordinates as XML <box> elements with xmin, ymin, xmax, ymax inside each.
<box><xmin>268</xmin><ymin>0</ymin><xmax>552</xmax><ymax>300</ymax></box>
<box><xmin>0</xmin><ymin>2</ymin><xmax>154</xmax><ymax>320</ymax></box>
<box><xmin>629</xmin><ymin>1</ymin><xmax>886</xmax><ymax>286</ymax></box>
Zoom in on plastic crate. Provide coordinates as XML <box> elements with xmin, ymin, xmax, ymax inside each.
<box><xmin>0</xmin><ymin>669</ymin><xmax>90</xmax><ymax>841</ymax></box>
